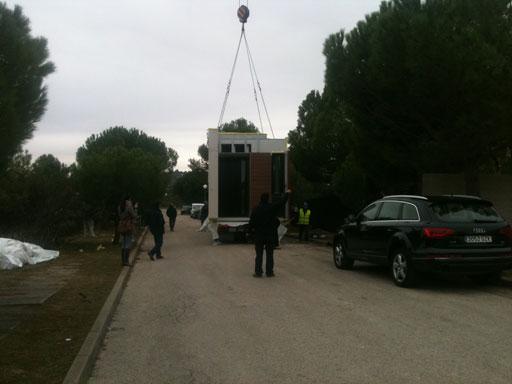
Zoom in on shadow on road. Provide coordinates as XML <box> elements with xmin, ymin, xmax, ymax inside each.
<box><xmin>347</xmin><ymin>263</ymin><xmax>512</xmax><ymax>295</ymax></box>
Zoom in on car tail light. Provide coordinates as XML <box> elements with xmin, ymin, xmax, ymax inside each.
<box><xmin>499</xmin><ymin>225</ymin><xmax>512</xmax><ymax>239</ymax></box>
<box><xmin>422</xmin><ymin>227</ymin><xmax>455</xmax><ymax>239</ymax></box>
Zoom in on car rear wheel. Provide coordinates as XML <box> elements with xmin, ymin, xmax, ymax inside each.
<box><xmin>333</xmin><ymin>239</ymin><xmax>354</xmax><ymax>270</ymax></box>
<box><xmin>391</xmin><ymin>249</ymin><xmax>416</xmax><ymax>287</ymax></box>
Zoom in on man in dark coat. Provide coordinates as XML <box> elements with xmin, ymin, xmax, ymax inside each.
<box><xmin>146</xmin><ymin>202</ymin><xmax>165</xmax><ymax>261</ymax></box>
<box><xmin>166</xmin><ymin>204</ymin><xmax>177</xmax><ymax>231</ymax></box>
<box><xmin>249</xmin><ymin>190</ymin><xmax>290</xmax><ymax>277</ymax></box>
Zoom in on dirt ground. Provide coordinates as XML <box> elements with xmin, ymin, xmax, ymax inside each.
<box><xmin>0</xmin><ymin>232</ymin><xmax>125</xmax><ymax>384</ymax></box>
<box><xmin>90</xmin><ymin>216</ymin><xmax>512</xmax><ymax>384</ymax></box>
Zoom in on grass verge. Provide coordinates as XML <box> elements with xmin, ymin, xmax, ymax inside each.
<box><xmin>0</xmin><ymin>232</ymin><xmax>128</xmax><ymax>384</ymax></box>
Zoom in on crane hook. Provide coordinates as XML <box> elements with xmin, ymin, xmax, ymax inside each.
<box><xmin>237</xmin><ymin>5</ymin><xmax>250</xmax><ymax>24</ymax></box>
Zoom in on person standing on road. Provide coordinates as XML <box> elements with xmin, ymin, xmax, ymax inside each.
<box><xmin>166</xmin><ymin>204</ymin><xmax>177</xmax><ymax>231</ymax></box>
<box><xmin>249</xmin><ymin>190</ymin><xmax>290</xmax><ymax>277</ymax></box>
<box><xmin>273</xmin><ymin>217</ymin><xmax>281</xmax><ymax>249</ymax></box>
<box><xmin>146</xmin><ymin>202</ymin><xmax>165</xmax><ymax>261</ymax></box>
<box><xmin>298</xmin><ymin>202</ymin><xmax>311</xmax><ymax>242</ymax></box>
<box><xmin>118</xmin><ymin>196</ymin><xmax>136</xmax><ymax>266</ymax></box>
<box><xmin>200</xmin><ymin>201</ymin><xmax>208</xmax><ymax>225</ymax></box>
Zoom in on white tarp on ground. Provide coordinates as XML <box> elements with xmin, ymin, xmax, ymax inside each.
<box><xmin>0</xmin><ymin>238</ymin><xmax>59</xmax><ymax>270</ymax></box>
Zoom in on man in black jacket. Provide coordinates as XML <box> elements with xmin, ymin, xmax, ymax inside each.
<box><xmin>146</xmin><ymin>202</ymin><xmax>165</xmax><ymax>261</ymax></box>
<box><xmin>249</xmin><ymin>190</ymin><xmax>290</xmax><ymax>277</ymax></box>
<box><xmin>166</xmin><ymin>204</ymin><xmax>177</xmax><ymax>231</ymax></box>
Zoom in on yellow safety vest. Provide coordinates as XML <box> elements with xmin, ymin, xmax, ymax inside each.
<box><xmin>298</xmin><ymin>209</ymin><xmax>311</xmax><ymax>225</ymax></box>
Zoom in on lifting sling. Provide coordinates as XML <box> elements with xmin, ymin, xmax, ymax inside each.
<box><xmin>217</xmin><ymin>2</ymin><xmax>275</xmax><ymax>138</ymax></box>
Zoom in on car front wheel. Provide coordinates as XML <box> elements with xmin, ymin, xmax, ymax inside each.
<box><xmin>333</xmin><ymin>239</ymin><xmax>354</xmax><ymax>270</ymax></box>
<box><xmin>391</xmin><ymin>249</ymin><xmax>416</xmax><ymax>287</ymax></box>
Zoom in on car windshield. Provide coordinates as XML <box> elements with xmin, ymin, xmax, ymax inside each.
<box><xmin>430</xmin><ymin>201</ymin><xmax>504</xmax><ymax>223</ymax></box>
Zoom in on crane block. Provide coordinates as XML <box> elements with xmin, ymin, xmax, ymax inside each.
<box><xmin>237</xmin><ymin>5</ymin><xmax>250</xmax><ymax>23</ymax></box>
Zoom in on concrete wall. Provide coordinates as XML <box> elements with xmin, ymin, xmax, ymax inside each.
<box><xmin>215</xmin><ymin>131</ymin><xmax>287</xmax><ymax>154</ymax></box>
<box><xmin>422</xmin><ymin>174</ymin><xmax>512</xmax><ymax>222</ymax></box>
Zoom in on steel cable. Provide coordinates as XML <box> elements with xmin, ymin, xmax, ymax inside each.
<box><xmin>217</xmin><ymin>26</ymin><xmax>245</xmax><ymax>128</ymax></box>
<box><xmin>243</xmin><ymin>31</ymin><xmax>264</xmax><ymax>132</ymax></box>
<box><xmin>243</xmin><ymin>31</ymin><xmax>275</xmax><ymax>138</ymax></box>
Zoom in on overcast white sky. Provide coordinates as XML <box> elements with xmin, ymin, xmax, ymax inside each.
<box><xmin>8</xmin><ymin>0</ymin><xmax>382</xmax><ymax>170</ymax></box>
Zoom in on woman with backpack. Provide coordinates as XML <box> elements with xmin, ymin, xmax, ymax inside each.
<box><xmin>118</xmin><ymin>196</ymin><xmax>136</xmax><ymax>266</ymax></box>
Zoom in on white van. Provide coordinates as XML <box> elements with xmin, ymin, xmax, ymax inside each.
<box><xmin>190</xmin><ymin>203</ymin><xmax>204</xmax><ymax>219</ymax></box>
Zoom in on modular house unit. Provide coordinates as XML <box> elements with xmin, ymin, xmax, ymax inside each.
<box><xmin>207</xmin><ymin>128</ymin><xmax>289</xmax><ymax>242</ymax></box>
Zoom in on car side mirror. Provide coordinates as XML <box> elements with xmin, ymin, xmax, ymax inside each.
<box><xmin>345</xmin><ymin>214</ymin><xmax>356</xmax><ymax>224</ymax></box>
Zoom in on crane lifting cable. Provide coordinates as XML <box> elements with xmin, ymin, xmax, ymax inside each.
<box><xmin>217</xmin><ymin>3</ymin><xmax>275</xmax><ymax>138</ymax></box>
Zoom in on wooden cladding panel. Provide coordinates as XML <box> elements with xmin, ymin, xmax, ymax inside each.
<box><xmin>250</xmin><ymin>153</ymin><xmax>272</xmax><ymax>212</ymax></box>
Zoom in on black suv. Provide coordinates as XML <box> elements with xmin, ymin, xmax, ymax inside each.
<box><xmin>333</xmin><ymin>195</ymin><xmax>512</xmax><ymax>287</ymax></box>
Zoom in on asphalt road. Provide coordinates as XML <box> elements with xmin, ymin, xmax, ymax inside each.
<box><xmin>89</xmin><ymin>216</ymin><xmax>512</xmax><ymax>384</ymax></box>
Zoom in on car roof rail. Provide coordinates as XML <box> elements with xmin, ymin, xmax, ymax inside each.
<box><xmin>382</xmin><ymin>195</ymin><xmax>428</xmax><ymax>201</ymax></box>
<box><xmin>439</xmin><ymin>194</ymin><xmax>482</xmax><ymax>200</ymax></box>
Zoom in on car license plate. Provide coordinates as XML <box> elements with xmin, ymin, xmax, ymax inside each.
<box><xmin>464</xmin><ymin>235</ymin><xmax>492</xmax><ymax>244</ymax></box>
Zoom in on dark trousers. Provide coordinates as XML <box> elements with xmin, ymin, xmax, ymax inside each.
<box><xmin>149</xmin><ymin>232</ymin><xmax>163</xmax><ymax>257</ymax></box>
<box><xmin>169</xmin><ymin>218</ymin><xmax>175</xmax><ymax>231</ymax></box>
<box><xmin>299</xmin><ymin>224</ymin><xmax>310</xmax><ymax>241</ymax></box>
<box><xmin>255</xmin><ymin>236</ymin><xmax>274</xmax><ymax>275</ymax></box>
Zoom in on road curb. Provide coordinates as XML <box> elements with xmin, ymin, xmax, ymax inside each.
<box><xmin>62</xmin><ymin>228</ymin><xmax>148</xmax><ymax>384</ymax></box>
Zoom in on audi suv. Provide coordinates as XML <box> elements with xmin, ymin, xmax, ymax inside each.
<box><xmin>333</xmin><ymin>195</ymin><xmax>512</xmax><ymax>287</ymax></box>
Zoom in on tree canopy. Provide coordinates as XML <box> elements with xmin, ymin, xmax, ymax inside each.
<box><xmin>219</xmin><ymin>118</ymin><xmax>258</xmax><ymax>133</ymax></box>
<box><xmin>289</xmin><ymin>0</ymin><xmax>512</xmax><ymax>210</ymax></box>
<box><xmin>74</xmin><ymin>127</ymin><xmax>178</xmax><ymax>214</ymax></box>
<box><xmin>170</xmin><ymin>168</ymin><xmax>208</xmax><ymax>205</ymax></box>
<box><xmin>0</xmin><ymin>4</ymin><xmax>55</xmax><ymax>172</ymax></box>
<box><xmin>0</xmin><ymin>152</ymin><xmax>79</xmax><ymax>245</ymax></box>
<box><xmin>288</xmin><ymin>90</ymin><xmax>351</xmax><ymax>184</ymax></box>
<box><xmin>198</xmin><ymin>144</ymin><xmax>208</xmax><ymax>163</ymax></box>
<box><xmin>325</xmin><ymin>0</ymin><xmax>512</xmax><ymax>190</ymax></box>
<box><xmin>170</xmin><ymin>144</ymin><xmax>208</xmax><ymax>205</ymax></box>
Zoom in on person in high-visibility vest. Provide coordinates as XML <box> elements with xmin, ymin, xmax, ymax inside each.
<box><xmin>298</xmin><ymin>202</ymin><xmax>311</xmax><ymax>242</ymax></box>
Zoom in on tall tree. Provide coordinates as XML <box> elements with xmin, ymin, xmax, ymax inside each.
<box><xmin>0</xmin><ymin>4</ymin><xmax>55</xmax><ymax>172</ymax></box>
<box><xmin>288</xmin><ymin>91</ymin><xmax>351</xmax><ymax>184</ymax></box>
<box><xmin>170</xmin><ymin>168</ymin><xmax>208</xmax><ymax>205</ymax></box>
<box><xmin>74</xmin><ymin>127</ymin><xmax>177</xmax><ymax>216</ymax></box>
<box><xmin>187</xmin><ymin>144</ymin><xmax>209</xmax><ymax>172</ymax></box>
<box><xmin>0</xmin><ymin>153</ymin><xmax>79</xmax><ymax>244</ymax></box>
<box><xmin>198</xmin><ymin>144</ymin><xmax>208</xmax><ymax>163</ymax></box>
<box><xmin>324</xmin><ymin>0</ymin><xmax>512</xmax><ymax>193</ymax></box>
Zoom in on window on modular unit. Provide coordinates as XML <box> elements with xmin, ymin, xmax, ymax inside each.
<box><xmin>246</xmin><ymin>144</ymin><xmax>252</xmax><ymax>153</ymax></box>
<box><xmin>272</xmin><ymin>153</ymin><xmax>286</xmax><ymax>217</ymax></box>
<box><xmin>221</xmin><ymin>144</ymin><xmax>232</xmax><ymax>153</ymax></box>
<box><xmin>234</xmin><ymin>144</ymin><xmax>245</xmax><ymax>153</ymax></box>
<box><xmin>219</xmin><ymin>156</ymin><xmax>250</xmax><ymax>217</ymax></box>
